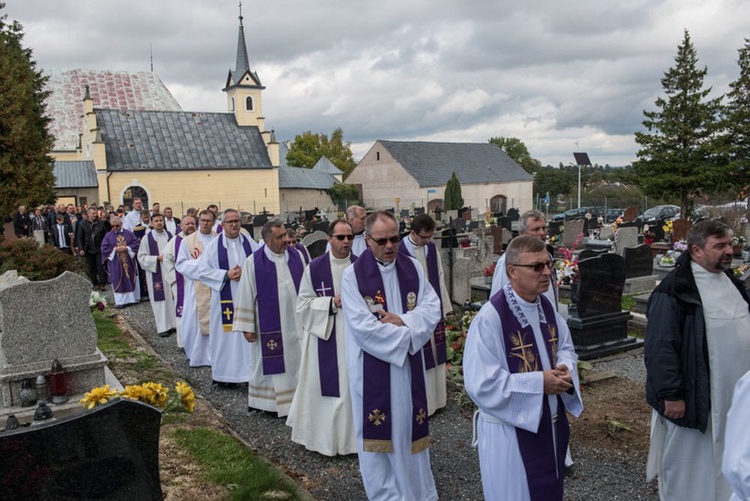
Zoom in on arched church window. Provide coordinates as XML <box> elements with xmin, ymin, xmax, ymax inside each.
<box><xmin>122</xmin><ymin>186</ymin><xmax>149</xmax><ymax>211</ymax></box>
<box><xmin>245</xmin><ymin>96</ymin><xmax>254</xmax><ymax>111</ymax></box>
<box><xmin>230</xmin><ymin>97</ymin><xmax>235</xmax><ymax>112</ymax></box>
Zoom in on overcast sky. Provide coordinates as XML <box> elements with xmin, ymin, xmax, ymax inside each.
<box><xmin>5</xmin><ymin>0</ymin><xmax>749</xmax><ymax>166</ymax></box>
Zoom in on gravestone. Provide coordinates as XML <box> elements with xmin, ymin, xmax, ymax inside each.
<box><xmin>0</xmin><ymin>399</ymin><xmax>162</xmax><ymax>500</ymax></box>
<box><xmin>440</xmin><ymin>227</ymin><xmax>458</xmax><ymax>249</ymax></box>
<box><xmin>0</xmin><ymin>271</ymin><xmax>108</xmax><ymax>415</ymax></box>
<box><xmin>614</xmin><ymin>226</ymin><xmax>639</xmax><ymax>256</ymax></box>
<box><xmin>599</xmin><ymin>225</ymin><xmax>613</xmax><ymax>241</ymax></box>
<box><xmin>253</xmin><ymin>214</ymin><xmax>269</xmax><ymax>228</ymax></box>
<box><xmin>623</xmin><ymin>206</ymin><xmax>638</xmax><ymax>222</ymax></box>
<box><xmin>672</xmin><ymin>219</ymin><xmax>691</xmax><ymax>243</ymax></box>
<box><xmin>399</xmin><ymin>209</ymin><xmax>410</xmax><ymax>219</ymax></box>
<box><xmin>578</xmin><ymin>248</ymin><xmax>607</xmax><ymax>261</ymax></box>
<box><xmin>650</xmin><ymin>220</ymin><xmax>666</xmax><ymax>242</ymax></box>
<box><xmin>414</xmin><ymin>207</ymin><xmax>425</xmax><ymax>215</ymax></box>
<box><xmin>313</xmin><ymin>221</ymin><xmax>329</xmax><ymax>233</ymax></box>
<box><xmin>468</xmin><ymin>221</ymin><xmax>480</xmax><ymax>232</ymax></box>
<box><xmin>498</xmin><ymin>216</ymin><xmax>512</xmax><ymax>232</ymax></box>
<box><xmin>301</xmin><ymin>231</ymin><xmax>329</xmax><ymax>259</ymax></box>
<box><xmin>548</xmin><ymin>221</ymin><xmax>563</xmax><ymax>240</ymax></box>
<box><xmin>622</xmin><ymin>244</ymin><xmax>658</xmax><ymax>294</ymax></box>
<box><xmin>501</xmin><ymin>228</ymin><xmax>513</xmax><ymax>247</ymax></box>
<box><xmin>489</xmin><ymin>226</ymin><xmax>503</xmax><ymax>254</ymax></box>
<box><xmin>451</xmin><ymin>218</ymin><xmax>467</xmax><ymax>233</ymax></box>
<box><xmin>563</xmin><ymin>220</ymin><xmax>585</xmax><ymax>247</ymax></box>
<box><xmin>506</xmin><ymin>208</ymin><xmax>520</xmax><ymax>222</ymax></box>
<box><xmin>566</xmin><ymin>254</ymin><xmax>641</xmax><ymax>359</ymax></box>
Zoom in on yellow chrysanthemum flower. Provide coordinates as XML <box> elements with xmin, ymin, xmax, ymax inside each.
<box><xmin>119</xmin><ymin>384</ymin><xmax>149</xmax><ymax>401</ymax></box>
<box><xmin>80</xmin><ymin>384</ymin><xmax>119</xmax><ymax>409</ymax></box>
<box><xmin>175</xmin><ymin>381</ymin><xmax>196</xmax><ymax>413</ymax></box>
<box><xmin>141</xmin><ymin>382</ymin><xmax>170</xmax><ymax>408</ymax></box>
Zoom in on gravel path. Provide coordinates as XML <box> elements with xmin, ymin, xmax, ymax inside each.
<box><xmin>115</xmin><ymin>297</ymin><xmax>658</xmax><ymax>500</ymax></box>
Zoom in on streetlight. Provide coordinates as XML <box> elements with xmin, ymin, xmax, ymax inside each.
<box><xmin>572</xmin><ymin>152</ymin><xmax>591</xmax><ymax>210</ymax></box>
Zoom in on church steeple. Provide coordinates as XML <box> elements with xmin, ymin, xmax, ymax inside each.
<box><xmin>233</xmin><ymin>4</ymin><xmax>250</xmax><ymax>85</ymax></box>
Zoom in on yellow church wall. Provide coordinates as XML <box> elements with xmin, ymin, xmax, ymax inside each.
<box><xmin>100</xmin><ymin>169</ymin><xmax>280</xmax><ymax>216</ymax></box>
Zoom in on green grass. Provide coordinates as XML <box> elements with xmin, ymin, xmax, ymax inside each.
<box><xmin>172</xmin><ymin>427</ymin><xmax>301</xmax><ymax>500</ymax></box>
<box><xmin>93</xmin><ymin>310</ymin><xmax>133</xmax><ymax>357</ymax></box>
<box><xmin>621</xmin><ymin>294</ymin><xmax>637</xmax><ymax>311</ymax></box>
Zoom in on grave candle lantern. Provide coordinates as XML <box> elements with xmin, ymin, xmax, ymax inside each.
<box><xmin>49</xmin><ymin>359</ymin><xmax>69</xmax><ymax>404</ymax></box>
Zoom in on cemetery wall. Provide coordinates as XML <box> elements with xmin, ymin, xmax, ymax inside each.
<box><xmin>279</xmin><ymin>188</ymin><xmax>337</xmax><ymax>214</ymax></box>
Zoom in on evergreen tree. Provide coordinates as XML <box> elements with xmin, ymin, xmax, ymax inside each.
<box><xmin>286</xmin><ymin>128</ymin><xmax>357</xmax><ymax>178</ymax></box>
<box><xmin>0</xmin><ymin>5</ymin><xmax>55</xmax><ymax>215</ymax></box>
<box><xmin>719</xmin><ymin>38</ymin><xmax>750</xmax><ymax>198</ymax></box>
<box><xmin>633</xmin><ymin>30</ymin><xmax>722</xmax><ymax>216</ymax></box>
<box><xmin>488</xmin><ymin>136</ymin><xmax>542</xmax><ymax>174</ymax></box>
<box><xmin>443</xmin><ymin>172</ymin><xmax>464</xmax><ymax>210</ymax></box>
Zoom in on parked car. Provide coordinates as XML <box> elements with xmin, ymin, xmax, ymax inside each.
<box><xmin>638</xmin><ymin>205</ymin><xmax>680</xmax><ymax>226</ymax></box>
<box><xmin>551</xmin><ymin>206</ymin><xmax>604</xmax><ymax>222</ymax></box>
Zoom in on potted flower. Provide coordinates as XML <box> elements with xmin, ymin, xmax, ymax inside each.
<box><xmin>673</xmin><ymin>240</ymin><xmax>688</xmax><ymax>259</ymax></box>
<box><xmin>483</xmin><ymin>263</ymin><xmax>496</xmax><ymax>284</ymax></box>
<box><xmin>732</xmin><ymin>236</ymin><xmax>746</xmax><ymax>257</ymax></box>
<box><xmin>555</xmin><ymin>233</ymin><xmax>583</xmax><ymax>303</ymax></box>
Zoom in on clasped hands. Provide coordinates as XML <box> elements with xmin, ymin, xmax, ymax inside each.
<box><xmin>543</xmin><ymin>364</ymin><xmax>574</xmax><ymax>395</ymax></box>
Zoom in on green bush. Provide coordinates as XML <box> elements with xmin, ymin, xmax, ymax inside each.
<box><xmin>0</xmin><ymin>239</ymin><xmax>87</xmax><ymax>280</ymax></box>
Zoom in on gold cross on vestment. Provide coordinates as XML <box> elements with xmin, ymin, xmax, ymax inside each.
<box><xmin>547</xmin><ymin>325</ymin><xmax>558</xmax><ymax>365</ymax></box>
<box><xmin>266</xmin><ymin>339</ymin><xmax>278</xmax><ymax>351</ymax></box>
<box><xmin>415</xmin><ymin>408</ymin><xmax>426</xmax><ymax>425</ymax></box>
<box><xmin>223</xmin><ymin>307</ymin><xmax>232</xmax><ymax>321</ymax></box>
<box><xmin>368</xmin><ymin>409</ymin><xmax>386</xmax><ymax>426</ymax></box>
<box><xmin>509</xmin><ymin>330</ymin><xmax>538</xmax><ymax>372</ymax></box>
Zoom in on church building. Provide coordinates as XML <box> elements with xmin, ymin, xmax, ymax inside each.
<box><xmin>48</xmin><ymin>10</ymin><xmax>281</xmax><ymax>215</ymax></box>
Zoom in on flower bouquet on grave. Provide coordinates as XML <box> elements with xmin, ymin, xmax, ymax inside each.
<box><xmin>610</xmin><ymin>216</ymin><xmax>623</xmax><ymax>240</ymax></box>
<box><xmin>662</xmin><ymin>220</ymin><xmax>673</xmax><ymax>242</ymax></box>
<box><xmin>673</xmin><ymin>240</ymin><xmax>688</xmax><ymax>252</ymax></box>
<box><xmin>734</xmin><ymin>264</ymin><xmax>750</xmax><ymax>278</ymax></box>
<box><xmin>555</xmin><ymin>233</ymin><xmax>583</xmax><ymax>286</ymax></box>
<box><xmin>89</xmin><ymin>290</ymin><xmax>107</xmax><ymax>312</ymax></box>
<box><xmin>80</xmin><ymin>381</ymin><xmax>195</xmax><ymax>415</ymax></box>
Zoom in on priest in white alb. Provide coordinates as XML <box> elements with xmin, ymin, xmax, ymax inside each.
<box><xmin>398</xmin><ymin>213</ymin><xmax>452</xmax><ymax>415</ymax></box>
<box><xmin>287</xmin><ymin>219</ymin><xmax>357</xmax><ymax>455</ymax></box>
<box><xmin>464</xmin><ymin>235</ymin><xmax>583</xmax><ymax>501</ymax></box>
<box><xmin>162</xmin><ymin>216</ymin><xmax>195</xmax><ymax>348</ymax></box>
<box><xmin>137</xmin><ymin>213</ymin><xmax>176</xmax><ymax>337</ymax></box>
<box><xmin>233</xmin><ymin>218</ymin><xmax>305</xmax><ymax>417</ymax></box>
<box><xmin>176</xmin><ymin>210</ymin><xmax>216</xmax><ymax>367</ymax></box>
<box><xmin>197</xmin><ymin>209</ymin><xmax>258</xmax><ymax>386</ymax></box>
<box><xmin>341</xmin><ymin>211</ymin><xmax>441</xmax><ymax>501</ymax></box>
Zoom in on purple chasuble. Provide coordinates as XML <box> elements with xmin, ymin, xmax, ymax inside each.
<box><xmin>253</xmin><ymin>247</ymin><xmax>304</xmax><ymax>375</ymax></box>
<box><xmin>309</xmin><ymin>252</ymin><xmax>357</xmax><ymax>397</ymax></box>
<box><xmin>174</xmin><ymin>235</ymin><xmax>184</xmax><ymax>317</ymax></box>
<box><xmin>295</xmin><ymin>242</ymin><xmax>311</xmax><ymax>265</ymax></box>
<box><xmin>353</xmin><ymin>248</ymin><xmax>429</xmax><ymax>454</ymax></box>
<box><xmin>399</xmin><ymin>241</ymin><xmax>447</xmax><ymax>369</ymax></box>
<box><xmin>491</xmin><ymin>287</ymin><xmax>569</xmax><ymax>501</ymax></box>
<box><xmin>101</xmin><ymin>230</ymin><xmax>139</xmax><ymax>293</ymax></box>
<box><xmin>217</xmin><ymin>233</ymin><xmax>253</xmax><ymax>332</ymax></box>
<box><xmin>147</xmin><ymin>231</ymin><xmax>172</xmax><ymax>301</ymax></box>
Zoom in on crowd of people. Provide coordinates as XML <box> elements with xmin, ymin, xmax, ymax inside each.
<box><xmin>11</xmin><ymin>197</ymin><xmax>750</xmax><ymax>500</ymax></box>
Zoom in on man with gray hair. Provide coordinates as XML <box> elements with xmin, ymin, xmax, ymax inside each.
<box><xmin>346</xmin><ymin>205</ymin><xmax>368</xmax><ymax>257</ymax></box>
<box><xmin>234</xmin><ymin>218</ymin><xmax>306</xmax><ymax>416</ymax></box>
<box><xmin>490</xmin><ymin>210</ymin><xmax>557</xmax><ymax>309</ymax></box>
<box><xmin>465</xmin><ymin>234</ymin><xmax>582</xmax><ymax>500</ymax></box>
<box><xmin>646</xmin><ymin>219</ymin><xmax>750</xmax><ymax>500</ymax></box>
<box><xmin>197</xmin><ymin>208</ymin><xmax>259</xmax><ymax>387</ymax></box>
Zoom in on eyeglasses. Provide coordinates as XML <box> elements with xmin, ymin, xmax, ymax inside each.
<box><xmin>369</xmin><ymin>235</ymin><xmax>400</xmax><ymax>246</ymax></box>
<box><xmin>332</xmin><ymin>234</ymin><xmax>355</xmax><ymax>241</ymax></box>
<box><xmin>416</xmin><ymin>232</ymin><xmax>433</xmax><ymax>240</ymax></box>
<box><xmin>510</xmin><ymin>261</ymin><xmax>555</xmax><ymax>272</ymax></box>
<box><xmin>223</xmin><ymin>220</ymin><xmax>240</xmax><ymax>224</ymax></box>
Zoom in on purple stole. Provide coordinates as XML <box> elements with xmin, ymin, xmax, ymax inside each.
<box><xmin>254</xmin><ymin>247</ymin><xmax>304</xmax><ymax>375</ymax></box>
<box><xmin>174</xmin><ymin>235</ymin><xmax>184</xmax><ymax>317</ymax></box>
<box><xmin>491</xmin><ymin>286</ymin><xmax>569</xmax><ymax>501</ymax></box>
<box><xmin>353</xmin><ymin>248</ymin><xmax>429</xmax><ymax>454</ymax></box>
<box><xmin>309</xmin><ymin>252</ymin><xmax>356</xmax><ymax>397</ymax></box>
<box><xmin>398</xmin><ymin>241</ymin><xmax>447</xmax><ymax>369</ymax></box>
<box><xmin>217</xmin><ymin>234</ymin><xmax>253</xmax><ymax>332</ymax></box>
<box><xmin>295</xmin><ymin>242</ymin><xmax>311</xmax><ymax>265</ymax></box>
<box><xmin>146</xmin><ymin>231</ymin><xmax>172</xmax><ymax>301</ymax></box>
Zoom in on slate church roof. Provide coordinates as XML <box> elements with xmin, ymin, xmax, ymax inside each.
<box><xmin>96</xmin><ymin>109</ymin><xmax>272</xmax><ymax>171</ymax></box>
<box><xmin>278</xmin><ymin>165</ymin><xmax>337</xmax><ymax>190</ymax></box>
<box><xmin>44</xmin><ymin>69</ymin><xmax>182</xmax><ymax>151</ymax></box>
<box><xmin>312</xmin><ymin>156</ymin><xmax>343</xmax><ymax>175</ymax></box>
<box><xmin>378</xmin><ymin>140</ymin><xmax>532</xmax><ymax>187</ymax></box>
<box><xmin>53</xmin><ymin>160</ymin><xmax>98</xmax><ymax>188</ymax></box>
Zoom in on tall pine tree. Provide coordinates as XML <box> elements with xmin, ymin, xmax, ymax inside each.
<box><xmin>633</xmin><ymin>30</ymin><xmax>721</xmax><ymax>216</ymax></box>
<box><xmin>720</xmin><ymin>38</ymin><xmax>750</xmax><ymax>200</ymax></box>
<box><xmin>0</xmin><ymin>5</ymin><xmax>55</xmax><ymax>216</ymax></box>
<box><xmin>443</xmin><ymin>172</ymin><xmax>464</xmax><ymax>210</ymax></box>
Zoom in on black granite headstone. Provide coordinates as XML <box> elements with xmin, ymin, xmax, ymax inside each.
<box><xmin>651</xmin><ymin>219</ymin><xmax>666</xmax><ymax>242</ymax></box>
<box><xmin>440</xmin><ymin>227</ymin><xmax>458</xmax><ymax>249</ymax></box>
<box><xmin>498</xmin><ymin>216</ymin><xmax>511</xmax><ymax>232</ymax></box>
<box><xmin>399</xmin><ymin>209</ymin><xmax>410</xmax><ymax>218</ymax></box>
<box><xmin>414</xmin><ymin>207</ymin><xmax>425</xmax><ymax>215</ymax></box>
<box><xmin>507</xmin><ymin>208</ymin><xmax>520</xmax><ymax>221</ymax></box>
<box><xmin>623</xmin><ymin>244</ymin><xmax>654</xmax><ymax>278</ymax></box>
<box><xmin>306</xmin><ymin>239</ymin><xmax>328</xmax><ymax>259</ymax></box>
<box><xmin>253</xmin><ymin>214</ymin><xmax>269</xmax><ymax>228</ymax></box>
<box><xmin>548</xmin><ymin>221</ymin><xmax>563</xmax><ymax>239</ymax></box>
<box><xmin>313</xmin><ymin>221</ymin><xmax>329</xmax><ymax>233</ymax></box>
<box><xmin>468</xmin><ymin>221</ymin><xmax>480</xmax><ymax>232</ymax></box>
<box><xmin>578</xmin><ymin>248</ymin><xmax>607</xmax><ymax>261</ymax></box>
<box><xmin>304</xmin><ymin>209</ymin><xmax>317</xmax><ymax>221</ymax></box>
<box><xmin>451</xmin><ymin>218</ymin><xmax>466</xmax><ymax>233</ymax></box>
<box><xmin>0</xmin><ymin>399</ymin><xmax>162</xmax><ymax>500</ymax></box>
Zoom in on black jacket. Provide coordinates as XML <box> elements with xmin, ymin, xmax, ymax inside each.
<box><xmin>50</xmin><ymin>222</ymin><xmax>73</xmax><ymax>249</ymax></box>
<box><xmin>644</xmin><ymin>252</ymin><xmax>750</xmax><ymax>432</ymax></box>
<box><xmin>76</xmin><ymin>219</ymin><xmax>106</xmax><ymax>254</ymax></box>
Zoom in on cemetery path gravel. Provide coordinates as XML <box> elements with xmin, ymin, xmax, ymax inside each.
<box><xmin>116</xmin><ymin>298</ymin><xmax>658</xmax><ymax>500</ymax></box>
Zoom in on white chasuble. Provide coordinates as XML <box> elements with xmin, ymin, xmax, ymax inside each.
<box><xmin>137</xmin><ymin>230</ymin><xmax>176</xmax><ymax>334</ymax></box>
<box><xmin>341</xmin><ymin>256</ymin><xmax>441</xmax><ymax>501</ymax></box>
<box><xmin>648</xmin><ymin>262</ymin><xmax>750</xmax><ymax>501</ymax></box>
<box><xmin>232</xmin><ymin>245</ymin><xmax>304</xmax><ymax>417</ymax></box>
<box><xmin>286</xmin><ymin>253</ymin><xmax>357</xmax><ymax>456</ymax></box>
<box><xmin>162</xmin><ymin>233</ymin><xmax>182</xmax><ymax>347</ymax></box>
<box><xmin>463</xmin><ymin>289</ymin><xmax>582</xmax><ymax>501</ymax></box>
<box><xmin>197</xmin><ymin>233</ymin><xmax>258</xmax><ymax>383</ymax></box>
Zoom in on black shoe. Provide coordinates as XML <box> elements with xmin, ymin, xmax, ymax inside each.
<box><xmin>215</xmin><ymin>381</ymin><xmax>239</xmax><ymax>389</ymax></box>
<box><xmin>115</xmin><ymin>304</ymin><xmax>125</xmax><ymax>309</ymax></box>
<box><xmin>158</xmin><ymin>330</ymin><xmax>172</xmax><ymax>338</ymax></box>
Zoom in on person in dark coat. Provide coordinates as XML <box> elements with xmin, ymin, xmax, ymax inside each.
<box><xmin>76</xmin><ymin>207</ymin><xmax>108</xmax><ymax>289</ymax></box>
